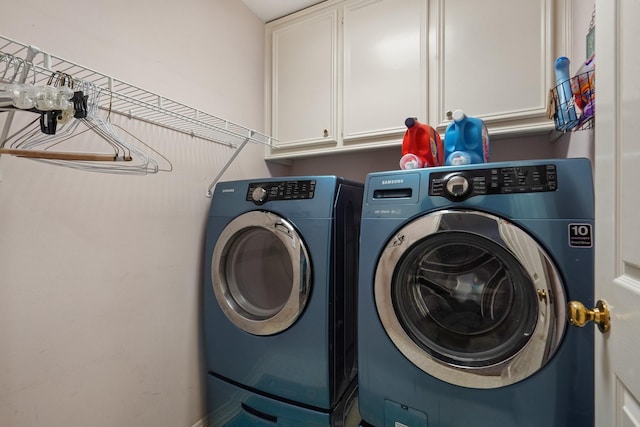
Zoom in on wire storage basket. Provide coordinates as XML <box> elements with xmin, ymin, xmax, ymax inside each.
<box><xmin>551</xmin><ymin>67</ymin><xmax>595</xmax><ymax>132</ymax></box>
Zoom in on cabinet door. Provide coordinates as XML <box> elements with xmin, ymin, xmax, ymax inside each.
<box><xmin>429</xmin><ymin>0</ymin><xmax>561</xmax><ymax>134</ymax></box>
<box><xmin>343</xmin><ymin>0</ymin><xmax>427</xmax><ymax>144</ymax></box>
<box><xmin>267</xmin><ymin>9</ymin><xmax>339</xmax><ymax>151</ymax></box>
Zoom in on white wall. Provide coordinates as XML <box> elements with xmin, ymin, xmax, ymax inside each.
<box><xmin>0</xmin><ymin>1</ymin><xmax>287</xmax><ymax>426</ymax></box>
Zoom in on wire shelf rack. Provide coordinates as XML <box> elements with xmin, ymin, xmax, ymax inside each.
<box><xmin>550</xmin><ymin>69</ymin><xmax>595</xmax><ymax>133</ymax></box>
<box><xmin>0</xmin><ymin>34</ymin><xmax>273</xmax><ymax>148</ymax></box>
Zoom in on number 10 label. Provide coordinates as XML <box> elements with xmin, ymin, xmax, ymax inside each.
<box><xmin>569</xmin><ymin>223</ymin><xmax>593</xmax><ymax>248</ymax></box>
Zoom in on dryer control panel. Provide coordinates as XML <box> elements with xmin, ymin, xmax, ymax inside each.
<box><xmin>246</xmin><ymin>180</ymin><xmax>316</xmax><ymax>204</ymax></box>
<box><xmin>429</xmin><ymin>164</ymin><xmax>558</xmax><ymax>201</ymax></box>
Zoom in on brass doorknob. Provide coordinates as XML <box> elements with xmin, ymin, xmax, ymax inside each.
<box><xmin>568</xmin><ymin>300</ymin><xmax>610</xmax><ymax>333</ymax></box>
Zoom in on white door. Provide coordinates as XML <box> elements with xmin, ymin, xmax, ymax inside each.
<box><xmin>594</xmin><ymin>0</ymin><xmax>640</xmax><ymax>425</ymax></box>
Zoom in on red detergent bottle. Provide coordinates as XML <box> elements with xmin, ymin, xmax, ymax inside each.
<box><xmin>444</xmin><ymin>110</ymin><xmax>490</xmax><ymax>166</ymax></box>
<box><xmin>399</xmin><ymin>118</ymin><xmax>443</xmax><ymax>169</ymax></box>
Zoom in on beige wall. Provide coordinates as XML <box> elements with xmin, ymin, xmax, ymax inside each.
<box><xmin>0</xmin><ymin>1</ymin><xmax>286</xmax><ymax>427</ymax></box>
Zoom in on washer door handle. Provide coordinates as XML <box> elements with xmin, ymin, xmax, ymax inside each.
<box><xmin>568</xmin><ymin>299</ymin><xmax>610</xmax><ymax>333</ymax></box>
<box><xmin>274</xmin><ymin>220</ymin><xmax>293</xmax><ymax>235</ymax></box>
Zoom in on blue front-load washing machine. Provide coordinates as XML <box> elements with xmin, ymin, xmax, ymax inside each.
<box><xmin>204</xmin><ymin>176</ymin><xmax>362</xmax><ymax>426</ymax></box>
<box><xmin>357</xmin><ymin>158</ymin><xmax>594</xmax><ymax>427</ymax></box>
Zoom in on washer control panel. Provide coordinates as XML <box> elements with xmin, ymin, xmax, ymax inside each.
<box><xmin>246</xmin><ymin>180</ymin><xmax>316</xmax><ymax>204</ymax></box>
<box><xmin>429</xmin><ymin>164</ymin><xmax>558</xmax><ymax>201</ymax></box>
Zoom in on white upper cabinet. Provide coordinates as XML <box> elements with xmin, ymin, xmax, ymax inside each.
<box><xmin>428</xmin><ymin>0</ymin><xmax>563</xmax><ymax>135</ymax></box>
<box><xmin>342</xmin><ymin>0</ymin><xmax>427</xmax><ymax>145</ymax></box>
<box><xmin>265</xmin><ymin>0</ymin><xmax>569</xmax><ymax>159</ymax></box>
<box><xmin>267</xmin><ymin>7</ymin><xmax>339</xmax><ymax>151</ymax></box>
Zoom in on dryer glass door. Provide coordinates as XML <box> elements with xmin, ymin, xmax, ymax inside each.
<box><xmin>375</xmin><ymin>210</ymin><xmax>566</xmax><ymax>388</ymax></box>
<box><xmin>212</xmin><ymin>211</ymin><xmax>311</xmax><ymax>336</ymax></box>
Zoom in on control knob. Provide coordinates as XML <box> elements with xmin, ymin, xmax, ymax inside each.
<box><xmin>444</xmin><ymin>174</ymin><xmax>470</xmax><ymax>199</ymax></box>
<box><xmin>251</xmin><ymin>186</ymin><xmax>268</xmax><ymax>203</ymax></box>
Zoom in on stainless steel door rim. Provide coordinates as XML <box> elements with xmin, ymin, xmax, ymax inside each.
<box><xmin>375</xmin><ymin>209</ymin><xmax>566</xmax><ymax>388</ymax></box>
<box><xmin>212</xmin><ymin>211</ymin><xmax>311</xmax><ymax>336</ymax></box>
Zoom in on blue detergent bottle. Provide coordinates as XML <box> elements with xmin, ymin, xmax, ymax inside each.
<box><xmin>444</xmin><ymin>110</ymin><xmax>490</xmax><ymax>166</ymax></box>
<box><xmin>554</xmin><ymin>56</ymin><xmax>578</xmax><ymax>130</ymax></box>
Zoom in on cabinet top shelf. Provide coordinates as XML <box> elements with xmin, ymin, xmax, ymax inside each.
<box><xmin>0</xmin><ymin>34</ymin><xmax>273</xmax><ymax>148</ymax></box>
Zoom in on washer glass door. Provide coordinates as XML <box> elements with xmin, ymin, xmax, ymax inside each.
<box><xmin>212</xmin><ymin>211</ymin><xmax>311</xmax><ymax>336</ymax></box>
<box><xmin>375</xmin><ymin>210</ymin><xmax>566</xmax><ymax>388</ymax></box>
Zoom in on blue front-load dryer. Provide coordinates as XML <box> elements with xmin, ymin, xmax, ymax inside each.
<box><xmin>204</xmin><ymin>176</ymin><xmax>362</xmax><ymax>426</ymax></box>
<box><xmin>357</xmin><ymin>158</ymin><xmax>594</xmax><ymax>427</ymax></box>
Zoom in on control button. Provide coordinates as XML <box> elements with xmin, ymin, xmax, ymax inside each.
<box><xmin>251</xmin><ymin>187</ymin><xmax>268</xmax><ymax>203</ymax></box>
<box><xmin>445</xmin><ymin>175</ymin><xmax>470</xmax><ymax>198</ymax></box>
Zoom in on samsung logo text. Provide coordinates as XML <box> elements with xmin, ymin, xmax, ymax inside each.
<box><xmin>381</xmin><ymin>179</ymin><xmax>404</xmax><ymax>185</ymax></box>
